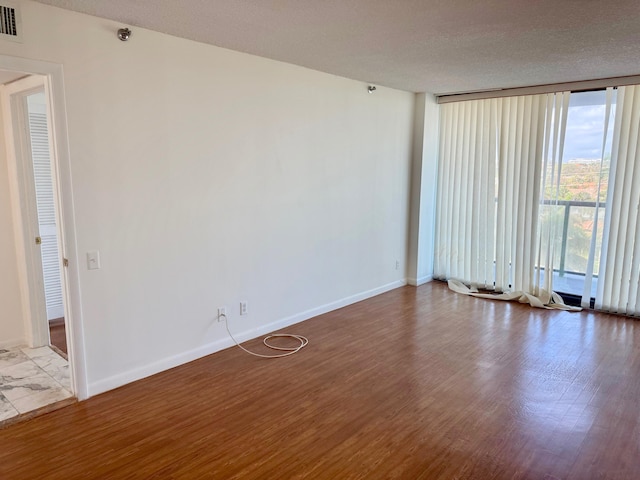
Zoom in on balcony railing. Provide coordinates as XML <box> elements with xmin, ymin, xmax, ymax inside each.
<box><xmin>536</xmin><ymin>199</ymin><xmax>602</xmax><ymax>298</ymax></box>
<box><xmin>541</xmin><ymin>199</ymin><xmax>602</xmax><ymax>277</ymax></box>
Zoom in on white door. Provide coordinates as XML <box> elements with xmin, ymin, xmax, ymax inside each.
<box><xmin>26</xmin><ymin>92</ymin><xmax>64</xmax><ymax>321</ymax></box>
<box><xmin>1</xmin><ymin>75</ymin><xmax>66</xmax><ymax>347</ymax></box>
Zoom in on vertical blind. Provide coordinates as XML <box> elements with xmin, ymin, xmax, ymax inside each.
<box><xmin>436</xmin><ymin>83</ymin><xmax>640</xmax><ymax>316</ymax></box>
<box><xmin>435</xmin><ymin>98</ymin><xmax>499</xmax><ymax>289</ymax></box>
<box><xmin>596</xmin><ymin>85</ymin><xmax>640</xmax><ymax>315</ymax></box>
<box><xmin>581</xmin><ymin>88</ymin><xmax>614</xmax><ymax>308</ymax></box>
<box><xmin>435</xmin><ymin>92</ymin><xmax>571</xmax><ymax>307</ymax></box>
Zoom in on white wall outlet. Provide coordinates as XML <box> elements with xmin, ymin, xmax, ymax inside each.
<box><xmin>395</xmin><ymin>260</ymin><xmax>400</xmax><ymax>270</ymax></box>
<box><xmin>87</xmin><ymin>251</ymin><xmax>101</xmax><ymax>270</ymax></box>
<box><xmin>217</xmin><ymin>307</ymin><xmax>227</xmax><ymax>322</ymax></box>
<box><xmin>240</xmin><ymin>301</ymin><xmax>248</xmax><ymax>315</ymax></box>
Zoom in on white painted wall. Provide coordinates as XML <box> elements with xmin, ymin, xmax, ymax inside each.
<box><xmin>407</xmin><ymin>93</ymin><xmax>439</xmax><ymax>286</ymax></box>
<box><xmin>0</xmin><ymin>104</ymin><xmax>26</xmax><ymax>348</ymax></box>
<box><xmin>0</xmin><ymin>2</ymin><xmax>414</xmax><ymax>394</ymax></box>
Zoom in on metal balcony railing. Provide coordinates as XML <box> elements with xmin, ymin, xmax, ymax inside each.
<box><xmin>541</xmin><ymin>199</ymin><xmax>601</xmax><ymax>277</ymax></box>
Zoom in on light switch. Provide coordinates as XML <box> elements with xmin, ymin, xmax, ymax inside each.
<box><xmin>87</xmin><ymin>250</ymin><xmax>101</xmax><ymax>270</ymax></box>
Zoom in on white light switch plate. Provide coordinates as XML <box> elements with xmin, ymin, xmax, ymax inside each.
<box><xmin>87</xmin><ymin>250</ymin><xmax>101</xmax><ymax>270</ymax></box>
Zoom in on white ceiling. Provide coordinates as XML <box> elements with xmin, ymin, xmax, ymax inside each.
<box><xmin>33</xmin><ymin>0</ymin><xmax>640</xmax><ymax>94</ymax></box>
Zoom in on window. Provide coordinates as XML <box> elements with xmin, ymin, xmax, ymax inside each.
<box><xmin>540</xmin><ymin>90</ymin><xmax>615</xmax><ymax>298</ymax></box>
<box><xmin>435</xmin><ymin>85</ymin><xmax>640</xmax><ymax>314</ymax></box>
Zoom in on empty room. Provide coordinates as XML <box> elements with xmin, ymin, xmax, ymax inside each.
<box><xmin>1</xmin><ymin>1</ymin><xmax>639</xmax><ymax>478</ymax></box>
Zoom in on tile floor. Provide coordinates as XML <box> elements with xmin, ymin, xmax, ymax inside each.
<box><xmin>0</xmin><ymin>345</ymin><xmax>72</xmax><ymax>422</ymax></box>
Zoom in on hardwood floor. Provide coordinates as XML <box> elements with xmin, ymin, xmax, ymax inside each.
<box><xmin>48</xmin><ymin>317</ymin><xmax>67</xmax><ymax>356</ymax></box>
<box><xmin>1</xmin><ymin>281</ymin><xmax>640</xmax><ymax>479</ymax></box>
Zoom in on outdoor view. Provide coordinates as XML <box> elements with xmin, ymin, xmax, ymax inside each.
<box><xmin>540</xmin><ymin>90</ymin><xmax>615</xmax><ymax>296</ymax></box>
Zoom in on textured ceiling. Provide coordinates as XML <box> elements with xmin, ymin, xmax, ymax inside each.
<box><xmin>33</xmin><ymin>0</ymin><xmax>640</xmax><ymax>94</ymax></box>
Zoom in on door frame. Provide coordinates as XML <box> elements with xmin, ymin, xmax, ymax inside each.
<box><xmin>2</xmin><ymin>74</ymin><xmax>50</xmax><ymax>348</ymax></box>
<box><xmin>0</xmin><ymin>55</ymin><xmax>87</xmax><ymax>400</ymax></box>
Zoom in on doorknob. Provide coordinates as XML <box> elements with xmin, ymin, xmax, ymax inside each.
<box><xmin>35</xmin><ymin>236</ymin><xmax>42</xmax><ymax>245</ymax></box>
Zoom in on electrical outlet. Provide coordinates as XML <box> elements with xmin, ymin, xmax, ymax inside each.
<box><xmin>240</xmin><ymin>301</ymin><xmax>248</xmax><ymax>316</ymax></box>
<box><xmin>395</xmin><ymin>260</ymin><xmax>400</xmax><ymax>270</ymax></box>
<box><xmin>217</xmin><ymin>307</ymin><xmax>227</xmax><ymax>322</ymax></box>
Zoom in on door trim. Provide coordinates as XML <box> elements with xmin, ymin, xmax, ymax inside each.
<box><xmin>2</xmin><ymin>75</ymin><xmax>49</xmax><ymax>348</ymax></box>
<box><xmin>0</xmin><ymin>55</ymin><xmax>87</xmax><ymax>400</ymax></box>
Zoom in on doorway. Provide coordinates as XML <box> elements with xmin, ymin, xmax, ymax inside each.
<box><xmin>25</xmin><ymin>88</ymin><xmax>67</xmax><ymax>356</ymax></box>
<box><xmin>1</xmin><ymin>74</ymin><xmax>67</xmax><ymax>353</ymax></box>
<box><xmin>0</xmin><ymin>55</ymin><xmax>87</xmax><ymax>402</ymax></box>
<box><xmin>0</xmin><ymin>71</ymin><xmax>75</xmax><ymax>421</ymax></box>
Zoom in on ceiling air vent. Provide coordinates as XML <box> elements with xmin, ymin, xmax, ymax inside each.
<box><xmin>0</xmin><ymin>2</ymin><xmax>22</xmax><ymax>43</ymax></box>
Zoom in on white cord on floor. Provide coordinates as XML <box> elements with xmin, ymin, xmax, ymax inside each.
<box><xmin>221</xmin><ymin>313</ymin><xmax>308</xmax><ymax>358</ymax></box>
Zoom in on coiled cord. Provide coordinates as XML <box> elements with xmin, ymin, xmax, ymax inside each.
<box><xmin>221</xmin><ymin>313</ymin><xmax>308</xmax><ymax>358</ymax></box>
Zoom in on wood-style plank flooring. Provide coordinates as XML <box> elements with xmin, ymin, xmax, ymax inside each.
<box><xmin>48</xmin><ymin>317</ymin><xmax>67</xmax><ymax>356</ymax></box>
<box><xmin>2</xmin><ymin>281</ymin><xmax>640</xmax><ymax>479</ymax></box>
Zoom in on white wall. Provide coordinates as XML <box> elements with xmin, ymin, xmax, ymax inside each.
<box><xmin>407</xmin><ymin>94</ymin><xmax>439</xmax><ymax>285</ymax></box>
<box><xmin>0</xmin><ymin>103</ymin><xmax>26</xmax><ymax>348</ymax></box>
<box><xmin>0</xmin><ymin>1</ymin><xmax>414</xmax><ymax>394</ymax></box>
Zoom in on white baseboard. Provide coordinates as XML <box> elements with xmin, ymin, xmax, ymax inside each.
<box><xmin>407</xmin><ymin>275</ymin><xmax>433</xmax><ymax>286</ymax></box>
<box><xmin>88</xmin><ymin>337</ymin><xmax>236</xmax><ymax>396</ymax></box>
<box><xmin>0</xmin><ymin>338</ymin><xmax>26</xmax><ymax>349</ymax></box>
<box><xmin>88</xmin><ymin>279</ymin><xmax>407</xmax><ymax>397</ymax></box>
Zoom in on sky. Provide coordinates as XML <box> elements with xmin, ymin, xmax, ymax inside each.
<box><xmin>563</xmin><ymin>91</ymin><xmax>615</xmax><ymax>162</ymax></box>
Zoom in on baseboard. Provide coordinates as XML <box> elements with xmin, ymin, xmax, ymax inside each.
<box><xmin>239</xmin><ymin>279</ymin><xmax>407</xmax><ymax>344</ymax></box>
<box><xmin>0</xmin><ymin>338</ymin><xmax>26</xmax><ymax>349</ymax></box>
<box><xmin>87</xmin><ymin>337</ymin><xmax>236</xmax><ymax>396</ymax></box>
<box><xmin>407</xmin><ymin>275</ymin><xmax>433</xmax><ymax>286</ymax></box>
<box><xmin>87</xmin><ymin>279</ymin><xmax>407</xmax><ymax>397</ymax></box>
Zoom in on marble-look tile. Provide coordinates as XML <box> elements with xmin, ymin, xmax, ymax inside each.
<box><xmin>10</xmin><ymin>387</ymin><xmax>72</xmax><ymax>414</ymax></box>
<box><xmin>0</xmin><ymin>349</ymin><xmax>30</xmax><ymax>369</ymax></box>
<box><xmin>1</xmin><ymin>374</ymin><xmax>63</xmax><ymax>402</ymax></box>
<box><xmin>21</xmin><ymin>347</ymin><xmax>72</xmax><ymax>390</ymax></box>
<box><xmin>21</xmin><ymin>346</ymin><xmax>56</xmax><ymax>361</ymax></box>
<box><xmin>0</xmin><ymin>393</ymin><xmax>19</xmax><ymax>421</ymax></box>
<box><xmin>46</xmin><ymin>364</ymin><xmax>71</xmax><ymax>390</ymax></box>
<box><xmin>0</xmin><ymin>346</ymin><xmax>73</xmax><ymax>422</ymax></box>
<box><xmin>31</xmin><ymin>352</ymin><xmax>67</xmax><ymax>371</ymax></box>
<box><xmin>0</xmin><ymin>361</ymin><xmax>43</xmax><ymax>383</ymax></box>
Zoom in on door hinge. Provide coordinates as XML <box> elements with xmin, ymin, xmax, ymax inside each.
<box><xmin>35</xmin><ymin>236</ymin><xmax>42</xmax><ymax>245</ymax></box>
<box><xmin>63</xmin><ymin>258</ymin><xmax>69</xmax><ymax>267</ymax></box>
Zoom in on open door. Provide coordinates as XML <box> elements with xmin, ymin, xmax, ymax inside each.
<box><xmin>1</xmin><ymin>74</ymin><xmax>67</xmax><ymax>353</ymax></box>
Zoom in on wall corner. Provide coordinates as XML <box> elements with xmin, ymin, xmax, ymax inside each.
<box><xmin>406</xmin><ymin>93</ymin><xmax>439</xmax><ymax>285</ymax></box>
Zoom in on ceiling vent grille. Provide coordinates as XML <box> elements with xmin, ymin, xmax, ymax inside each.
<box><xmin>0</xmin><ymin>2</ymin><xmax>22</xmax><ymax>42</ymax></box>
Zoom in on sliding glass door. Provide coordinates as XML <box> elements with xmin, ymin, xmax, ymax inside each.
<box><xmin>540</xmin><ymin>89</ymin><xmax>615</xmax><ymax>299</ymax></box>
